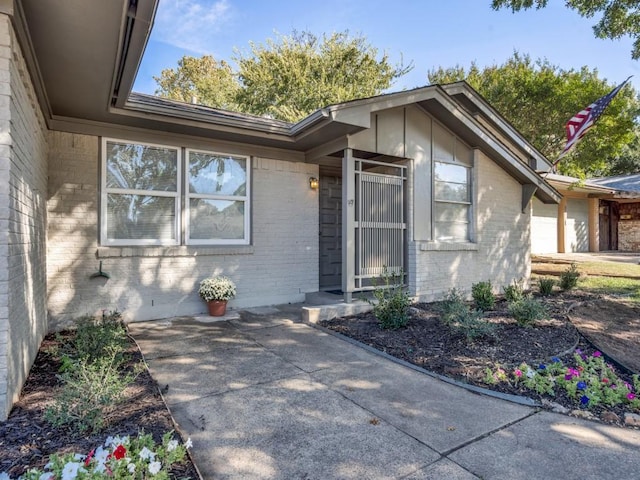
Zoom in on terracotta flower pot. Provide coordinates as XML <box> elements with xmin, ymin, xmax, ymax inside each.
<box><xmin>207</xmin><ymin>300</ymin><xmax>228</xmax><ymax>316</ymax></box>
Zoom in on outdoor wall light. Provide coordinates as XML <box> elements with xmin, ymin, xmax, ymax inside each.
<box><xmin>309</xmin><ymin>177</ymin><xmax>319</xmax><ymax>190</ymax></box>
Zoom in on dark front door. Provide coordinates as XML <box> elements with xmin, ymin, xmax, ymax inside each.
<box><xmin>599</xmin><ymin>201</ymin><xmax>611</xmax><ymax>251</ymax></box>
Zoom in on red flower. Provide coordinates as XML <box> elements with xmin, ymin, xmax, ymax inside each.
<box><xmin>602</xmin><ymin>378</ymin><xmax>609</xmax><ymax>383</ymax></box>
<box><xmin>85</xmin><ymin>448</ymin><xmax>95</xmax><ymax>466</ymax></box>
<box><xmin>113</xmin><ymin>444</ymin><xmax>127</xmax><ymax>460</ymax></box>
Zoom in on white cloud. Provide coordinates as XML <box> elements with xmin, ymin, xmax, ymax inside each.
<box><xmin>152</xmin><ymin>0</ymin><xmax>232</xmax><ymax>53</ymax></box>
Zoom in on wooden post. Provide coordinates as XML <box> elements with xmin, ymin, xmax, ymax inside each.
<box><xmin>557</xmin><ymin>197</ymin><xmax>566</xmax><ymax>253</ymax></box>
<box><xmin>341</xmin><ymin>149</ymin><xmax>355</xmax><ymax>302</ymax></box>
<box><xmin>588</xmin><ymin>198</ymin><xmax>600</xmax><ymax>252</ymax></box>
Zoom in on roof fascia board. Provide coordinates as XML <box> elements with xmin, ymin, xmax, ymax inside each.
<box><xmin>305</xmin><ymin>136</ymin><xmax>348</xmax><ymax>162</ymax></box>
<box><xmin>443</xmin><ymin>82</ymin><xmax>553</xmax><ymax>170</ymax></box>
<box><xmin>114</xmin><ymin>103</ymin><xmax>295</xmax><ymax>142</ymax></box>
<box><xmin>112</xmin><ymin>1</ymin><xmax>157</xmax><ymax>108</ymax></box>
<box><xmin>49</xmin><ymin>115</ymin><xmax>305</xmax><ymax>162</ymax></box>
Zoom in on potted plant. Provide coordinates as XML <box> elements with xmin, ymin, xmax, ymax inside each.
<box><xmin>198</xmin><ymin>276</ymin><xmax>236</xmax><ymax>316</ymax></box>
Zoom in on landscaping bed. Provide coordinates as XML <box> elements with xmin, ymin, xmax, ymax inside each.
<box><xmin>320</xmin><ymin>290</ymin><xmax>640</xmax><ymax>428</ymax></box>
<box><xmin>0</xmin><ymin>330</ymin><xmax>200</xmax><ymax>479</ymax></box>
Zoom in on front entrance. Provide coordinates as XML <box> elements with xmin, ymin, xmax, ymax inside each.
<box><xmin>353</xmin><ymin>158</ymin><xmax>407</xmax><ymax>291</ymax></box>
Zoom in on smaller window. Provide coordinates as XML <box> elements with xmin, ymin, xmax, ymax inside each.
<box><xmin>101</xmin><ymin>139</ymin><xmax>180</xmax><ymax>246</ymax></box>
<box><xmin>186</xmin><ymin>149</ymin><xmax>250</xmax><ymax>245</ymax></box>
<box><xmin>434</xmin><ymin>161</ymin><xmax>471</xmax><ymax>242</ymax></box>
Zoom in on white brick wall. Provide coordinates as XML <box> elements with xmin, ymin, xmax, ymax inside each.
<box><xmin>47</xmin><ymin>133</ymin><xmax>319</xmax><ymax>327</ymax></box>
<box><xmin>409</xmin><ymin>150</ymin><xmax>530</xmax><ymax>301</ymax></box>
<box><xmin>0</xmin><ymin>15</ymin><xmax>49</xmax><ymax>419</ymax></box>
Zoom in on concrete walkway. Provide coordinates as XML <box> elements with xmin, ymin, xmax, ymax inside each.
<box><xmin>128</xmin><ymin>306</ymin><xmax>640</xmax><ymax>480</ymax></box>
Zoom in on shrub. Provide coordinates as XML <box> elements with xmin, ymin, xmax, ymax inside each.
<box><xmin>538</xmin><ymin>277</ymin><xmax>555</xmax><ymax>296</ymax></box>
<box><xmin>440</xmin><ymin>288</ymin><xmax>496</xmax><ymax>340</ymax></box>
<box><xmin>72</xmin><ymin>310</ymin><xmax>128</xmax><ymax>363</ymax></box>
<box><xmin>440</xmin><ymin>288</ymin><xmax>468</xmax><ymax>325</ymax></box>
<box><xmin>503</xmin><ymin>279</ymin><xmax>525</xmax><ymax>303</ymax></box>
<box><xmin>45</xmin><ymin>348</ymin><xmax>139</xmax><ymax>433</ymax></box>
<box><xmin>508</xmin><ymin>296</ymin><xmax>548</xmax><ymax>326</ymax></box>
<box><xmin>559</xmin><ymin>263</ymin><xmax>580</xmax><ymax>291</ymax></box>
<box><xmin>471</xmin><ymin>280</ymin><xmax>495</xmax><ymax>311</ymax></box>
<box><xmin>368</xmin><ymin>267</ymin><xmax>411</xmax><ymax>329</ymax></box>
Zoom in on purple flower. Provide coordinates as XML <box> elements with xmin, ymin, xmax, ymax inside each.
<box><xmin>592</xmin><ymin>351</ymin><xmax>602</xmax><ymax>358</ymax></box>
<box><xmin>611</xmin><ymin>384</ymin><xmax>617</xmax><ymax>390</ymax></box>
<box><xmin>577</xmin><ymin>381</ymin><xmax>587</xmax><ymax>390</ymax></box>
<box><xmin>551</xmin><ymin>357</ymin><xmax>560</xmax><ymax>363</ymax></box>
<box><xmin>538</xmin><ymin>364</ymin><xmax>546</xmax><ymax>370</ymax></box>
<box><xmin>580</xmin><ymin>395</ymin><xmax>589</xmax><ymax>405</ymax></box>
<box><xmin>628</xmin><ymin>393</ymin><xmax>636</xmax><ymax>401</ymax></box>
<box><xmin>575</xmin><ymin>349</ymin><xmax>582</xmax><ymax>355</ymax></box>
<box><xmin>564</xmin><ymin>374</ymin><xmax>573</xmax><ymax>381</ymax></box>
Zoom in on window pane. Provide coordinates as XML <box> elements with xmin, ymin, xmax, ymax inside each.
<box><xmin>435</xmin><ymin>162</ymin><xmax>468</xmax><ymax>183</ymax></box>
<box><xmin>435</xmin><ymin>203</ymin><xmax>469</xmax><ymax>222</ymax></box>
<box><xmin>106</xmin><ymin>141</ymin><xmax>178</xmax><ymax>191</ymax></box>
<box><xmin>435</xmin><ymin>221</ymin><xmax>469</xmax><ymax>242</ymax></box>
<box><xmin>189</xmin><ymin>199</ymin><xmax>245</xmax><ymax>240</ymax></box>
<box><xmin>435</xmin><ymin>181</ymin><xmax>469</xmax><ymax>202</ymax></box>
<box><xmin>189</xmin><ymin>152</ymin><xmax>247</xmax><ymax>196</ymax></box>
<box><xmin>107</xmin><ymin>194</ymin><xmax>176</xmax><ymax>240</ymax></box>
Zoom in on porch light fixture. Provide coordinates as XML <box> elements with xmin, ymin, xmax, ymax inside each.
<box><xmin>309</xmin><ymin>177</ymin><xmax>319</xmax><ymax>190</ymax></box>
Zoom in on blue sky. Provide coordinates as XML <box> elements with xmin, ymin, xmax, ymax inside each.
<box><xmin>133</xmin><ymin>0</ymin><xmax>640</xmax><ymax>96</ymax></box>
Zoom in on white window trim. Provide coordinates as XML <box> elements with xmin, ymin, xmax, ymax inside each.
<box><xmin>431</xmin><ymin>135</ymin><xmax>476</xmax><ymax>244</ymax></box>
<box><xmin>100</xmin><ymin>138</ymin><xmax>181</xmax><ymax>246</ymax></box>
<box><xmin>185</xmin><ymin>148</ymin><xmax>251</xmax><ymax>245</ymax></box>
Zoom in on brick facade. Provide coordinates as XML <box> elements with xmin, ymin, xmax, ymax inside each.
<box><xmin>47</xmin><ymin>132</ymin><xmax>319</xmax><ymax>328</ymax></box>
<box><xmin>618</xmin><ymin>202</ymin><xmax>640</xmax><ymax>251</ymax></box>
<box><xmin>0</xmin><ymin>15</ymin><xmax>49</xmax><ymax>419</ymax></box>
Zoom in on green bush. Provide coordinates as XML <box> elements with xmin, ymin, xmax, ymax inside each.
<box><xmin>559</xmin><ymin>263</ymin><xmax>580</xmax><ymax>291</ymax></box>
<box><xmin>45</xmin><ymin>311</ymin><xmax>140</xmax><ymax>433</ymax></box>
<box><xmin>440</xmin><ymin>288</ymin><xmax>468</xmax><ymax>324</ymax></box>
<box><xmin>503</xmin><ymin>279</ymin><xmax>525</xmax><ymax>303</ymax></box>
<box><xmin>369</xmin><ymin>268</ymin><xmax>411</xmax><ymax>329</ymax></box>
<box><xmin>538</xmin><ymin>277</ymin><xmax>555</xmax><ymax>296</ymax></box>
<box><xmin>471</xmin><ymin>280</ymin><xmax>495</xmax><ymax>311</ymax></box>
<box><xmin>440</xmin><ymin>288</ymin><xmax>496</xmax><ymax>340</ymax></box>
<box><xmin>45</xmin><ymin>348</ymin><xmax>138</xmax><ymax>433</ymax></box>
<box><xmin>508</xmin><ymin>296</ymin><xmax>548</xmax><ymax>326</ymax></box>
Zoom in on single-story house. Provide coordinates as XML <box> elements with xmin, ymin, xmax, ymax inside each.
<box><xmin>531</xmin><ymin>173</ymin><xmax>640</xmax><ymax>254</ymax></box>
<box><xmin>0</xmin><ymin>0</ymin><xmax>561</xmax><ymax>418</ymax></box>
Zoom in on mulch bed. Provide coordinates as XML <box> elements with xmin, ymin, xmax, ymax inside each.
<box><xmin>0</xmin><ymin>333</ymin><xmax>200</xmax><ymax>479</ymax></box>
<box><xmin>320</xmin><ymin>292</ymin><xmax>640</xmax><ymax>427</ymax></box>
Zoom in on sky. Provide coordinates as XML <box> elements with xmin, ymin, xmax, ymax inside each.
<box><xmin>132</xmin><ymin>0</ymin><xmax>640</xmax><ymax>97</ymax></box>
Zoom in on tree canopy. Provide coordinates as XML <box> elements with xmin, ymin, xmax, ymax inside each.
<box><xmin>154</xmin><ymin>30</ymin><xmax>412</xmax><ymax>123</ymax></box>
<box><xmin>428</xmin><ymin>53</ymin><xmax>640</xmax><ymax>178</ymax></box>
<box><xmin>492</xmin><ymin>0</ymin><xmax>640</xmax><ymax>59</ymax></box>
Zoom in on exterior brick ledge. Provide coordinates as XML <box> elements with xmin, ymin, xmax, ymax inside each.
<box><xmin>96</xmin><ymin>246</ymin><xmax>255</xmax><ymax>258</ymax></box>
<box><xmin>418</xmin><ymin>242</ymin><xmax>478</xmax><ymax>252</ymax></box>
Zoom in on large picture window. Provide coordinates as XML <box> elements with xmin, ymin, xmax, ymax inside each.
<box><xmin>101</xmin><ymin>139</ymin><xmax>250</xmax><ymax>246</ymax></box>
<box><xmin>186</xmin><ymin>150</ymin><xmax>250</xmax><ymax>244</ymax></box>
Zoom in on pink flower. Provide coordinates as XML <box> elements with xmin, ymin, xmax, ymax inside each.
<box><xmin>514</xmin><ymin>369</ymin><xmax>522</xmax><ymax>377</ymax></box>
<box><xmin>627</xmin><ymin>393</ymin><xmax>636</xmax><ymax>400</ymax></box>
<box><xmin>593</xmin><ymin>351</ymin><xmax>602</xmax><ymax>357</ymax></box>
<box><xmin>602</xmin><ymin>378</ymin><xmax>609</xmax><ymax>383</ymax></box>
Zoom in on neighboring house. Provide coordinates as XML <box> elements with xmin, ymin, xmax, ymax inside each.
<box><xmin>0</xmin><ymin>0</ymin><xmax>561</xmax><ymax>418</ymax></box>
<box><xmin>531</xmin><ymin>173</ymin><xmax>640</xmax><ymax>254</ymax></box>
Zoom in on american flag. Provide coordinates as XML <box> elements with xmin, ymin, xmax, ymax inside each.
<box><xmin>556</xmin><ymin>76</ymin><xmax>632</xmax><ymax>163</ymax></box>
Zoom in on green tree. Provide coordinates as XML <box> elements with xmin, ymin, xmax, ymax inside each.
<box><xmin>428</xmin><ymin>53</ymin><xmax>639</xmax><ymax>177</ymax></box>
<box><xmin>154</xmin><ymin>55</ymin><xmax>240</xmax><ymax>110</ymax></box>
<box><xmin>492</xmin><ymin>0</ymin><xmax>640</xmax><ymax>59</ymax></box>
<box><xmin>234</xmin><ymin>31</ymin><xmax>412</xmax><ymax>122</ymax></box>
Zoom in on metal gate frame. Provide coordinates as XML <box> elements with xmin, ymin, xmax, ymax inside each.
<box><xmin>342</xmin><ymin>149</ymin><xmax>407</xmax><ymax>299</ymax></box>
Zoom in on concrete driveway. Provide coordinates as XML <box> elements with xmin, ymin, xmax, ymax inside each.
<box><xmin>128</xmin><ymin>306</ymin><xmax>640</xmax><ymax>480</ymax></box>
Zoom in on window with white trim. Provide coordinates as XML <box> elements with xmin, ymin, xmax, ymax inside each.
<box><xmin>186</xmin><ymin>149</ymin><xmax>250</xmax><ymax>245</ymax></box>
<box><xmin>101</xmin><ymin>139</ymin><xmax>250</xmax><ymax>246</ymax></box>
<box><xmin>432</xmin><ymin>122</ymin><xmax>474</xmax><ymax>242</ymax></box>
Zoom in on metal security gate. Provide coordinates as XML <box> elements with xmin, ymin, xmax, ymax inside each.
<box><xmin>354</xmin><ymin>159</ymin><xmax>406</xmax><ymax>291</ymax></box>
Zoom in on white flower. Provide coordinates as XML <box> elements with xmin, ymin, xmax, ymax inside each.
<box><xmin>185</xmin><ymin>438</ymin><xmax>193</xmax><ymax>449</ymax></box>
<box><xmin>61</xmin><ymin>462</ymin><xmax>83</xmax><ymax>480</ymax></box>
<box><xmin>148</xmin><ymin>461</ymin><xmax>162</xmax><ymax>475</ymax></box>
<box><xmin>72</xmin><ymin>454</ymin><xmax>86</xmax><ymax>461</ymax></box>
<box><xmin>139</xmin><ymin>446</ymin><xmax>156</xmax><ymax>461</ymax></box>
<box><xmin>105</xmin><ymin>435</ymin><xmax>129</xmax><ymax>448</ymax></box>
<box><xmin>38</xmin><ymin>473</ymin><xmax>53</xmax><ymax>480</ymax></box>
<box><xmin>0</xmin><ymin>473</ymin><xmax>11</xmax><ymax>480</ymax></box>
<box><xmin>92</xmin><ymin>446</ymin><xmax>109</xmax><ymax>473</ymax></box>
<box><xmin>127</xmin><ymin>463</ymin><xmax>136</xmax><ymax>474</ymax></box>
<box><xmin>526</xmin><ymin>367</ymin><xmax>535</xmax><ymax>378</ymax></box>
<box><xmin>167</xmin><ymin>439</ymin><xmax>179</xmax><ymax>452</ymax></box>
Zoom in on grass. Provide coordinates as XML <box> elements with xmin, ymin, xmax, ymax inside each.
<box><xmin>532</xmin><ymin>255</ymin><xmax>640</xmax><ymax>302</ymax></box>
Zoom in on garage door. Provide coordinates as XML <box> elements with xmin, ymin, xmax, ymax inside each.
<box><xmin>531</xmin><ymin>197</ymin><xmax>558</xmax><ymax>253</ymax></box>
<box><xmin>565</xmin><ymin>198</ymin><xmax>589</xmax><ymax>252</ymax></box>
